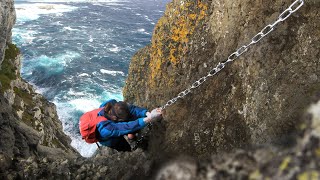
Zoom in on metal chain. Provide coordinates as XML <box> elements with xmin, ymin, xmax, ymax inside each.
<box><xmin>161</xmin><ymin>0</ymin><xmax>304</xmax><ymax>110</ymax></box>
<box><xmin>133</xmin><ymin>0</ymin><xmax>304</xmax><ymax>150</ymax></box>
<box><xmin>131</xmin><ymin>123</ymin><xmax>152</xmax><ymax>150</ymax></box>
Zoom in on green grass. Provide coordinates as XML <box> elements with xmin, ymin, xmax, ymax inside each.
<box><xmin>13</xmin><ymin>87</ymin><xmax>33</xmax><ymax>106</ymax></box>
<box><xmin>0</xmin><ymin>43</ymin><xmax>20</xmax><ymax>93</ymax></box>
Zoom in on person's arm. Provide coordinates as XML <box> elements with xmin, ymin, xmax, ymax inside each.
<box><xmin>128</xmin><ymin>104</ymin><xmax>148</xmax><ymax>118</ymax></box>
<box><xmin>97</xmin><ymin>117</ymin><xmax>149</xmax><ymax>138</ymax></box>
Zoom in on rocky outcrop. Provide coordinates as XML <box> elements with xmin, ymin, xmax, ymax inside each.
<box><xmin>0</xmin><ymin>0</ymin><xmax>79</xmax><ymax>175</ymax></box>
<box><xmin>0</xmin><ymin>0</ymin><xmax>15</xmax><ymax>65</ymax></box>
<box><xmin>0</xmin><ymin>43</ymin><xmax>78</xmax><ymax>158</ymax></box>
<box><xmin>1</xmin><ymin>0</ymin><xmax>320</xmax><ymax>179</ymax></box>
<box><xmin>124</xmin><ymin>0</ymin><xmax>320</xmax><ymax>159</ymax></box>
<box><xmin>155</xmin><ymin>97</ymin><xmax>320</xmax><ymax>179</ymax></box>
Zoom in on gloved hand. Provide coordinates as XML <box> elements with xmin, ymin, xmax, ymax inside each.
<box><xmin>146</xmin><ymin>108</ymin><xmax>162</xmax><ymax>123</ymax></box>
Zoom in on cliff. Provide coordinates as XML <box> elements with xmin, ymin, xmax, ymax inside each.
<box><xmin>0</xmin><ymin>0</ymin><xmax>78</xmax><ymax>168</ymax></box>
<box><xmin>0</xmin><ymin>0</ymin><xmax>319</xmax><ymax>179</ymax></box>
<box><xmin>0</xmin><ymin>0</ymin><xmax>15</xmax><ymax>64</ymax></box>
<box><xmin>124</xmin><ymin>0</ymin><xmax>320</xmax><ymax>158</ymax></box>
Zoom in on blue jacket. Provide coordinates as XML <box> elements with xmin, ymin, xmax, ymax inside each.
<box><xmin>96</xmin><ymin>99</ymin><xmax>148</xmax><ymax>146</ymax></box>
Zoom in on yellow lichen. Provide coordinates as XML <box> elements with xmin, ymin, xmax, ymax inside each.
<box><xmin>279</xmin><ymin>156</ymin><xmax>291</xmax><ymax>172</ymax></box>
<box><xmin>169</xmin><ymin>48</ymin><xmax>177</xmax><ymax>64</ymax></box>
<box><xmin>249</xmin><ymin>170</ymin><xmax>262</xmax><ymax>180</ymax></box>
<box><xmin>148</xmin><ymin>0</ymin><xmax>210</xmax><ymax>87</ymax></box>
<box><xmin>299</xmin><ymin>123</ymin><xmax>307</xmax><ymax>130</ymax></box>
<box><xmin>316</xmin><ymin>148</ymin><xmax>320</xmax><ymax>157</ymax></box>
<box><xmin>298</xmin><ymin>171</ymin><xmax>319</xmax><ymax>180</ymax></box>
<box><xmin>188</xmin><ymin>14</ymin><xmax>197</xmax><ymax>20</ymax></box>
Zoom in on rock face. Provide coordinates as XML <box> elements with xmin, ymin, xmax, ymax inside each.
<box><xmin>0</xmin><ymin>0</ymin><xmax>79</xmax><ymax>175</ymax></box>
<box><xmin>124</xmin><ymin>0</ymin><xmax>320</xmax><ymax>158</ymax></box>
<box><xmin>155</xmin><ymin>97</ymin><xmax>320</xmax><ymax>179</ymax></box>
<box><xmin>0</xmin><ymin>0</ymin><xmax>15</xmax><ymax>65</ymax></box>
<box><xmin>1</xmin><ymin>0</ymin><xmax>320</xmax><ymax>179</ymax></box>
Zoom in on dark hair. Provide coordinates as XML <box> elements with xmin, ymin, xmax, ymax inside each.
<box><xmin>104</xmin><ymin>101</ymin><xmax>130</xmax><ymax>122</ymax></box>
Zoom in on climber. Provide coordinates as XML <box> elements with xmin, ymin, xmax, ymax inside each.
<box><xmin>79</xmin><ymin>99</ymin><xmax>162</xmax><ymax>152</ymax></box>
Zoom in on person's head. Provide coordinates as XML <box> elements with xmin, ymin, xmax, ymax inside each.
<box><xmin>104</xmin><ymin>101</ymin><xmax>130</xmax><ymax>122</ymax></box>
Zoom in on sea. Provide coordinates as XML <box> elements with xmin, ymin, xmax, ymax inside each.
<box><xmin>12</xmin><ymin>0</ymin><xmax>170</xmax><ymax>157</ymax></box>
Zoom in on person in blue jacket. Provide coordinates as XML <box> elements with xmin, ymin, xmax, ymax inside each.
<box><xmin>96</xmin><ymin>99</ymin><xmax>162</xmax><ymax>152</ymax></box>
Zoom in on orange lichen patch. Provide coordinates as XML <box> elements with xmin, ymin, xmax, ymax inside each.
<box><xmin>169</xmin><ymin>48</ymin><xmax>177</xmax><ymax>64</ymax></box>
<box><xmin>172</xmin><ymin>18</ymin><xmax>189</xmax><ymax>43</ymax></box>
<box><xmin>188</xmin><ymin>14</ymin><xmax>197</xmax><ymax>20</ymax></box>
<box><xmin>198</xmin><ymin>1</ymin><xmax>208</xmax><ymax>20</ymax></box>
<box><xmin>148</xmin><ymin>0</ymin><xmax>210</xmax><ymax>87</ymax></box>
<box><xmin>168</xmin><ymin>1</ymin><xmax>208</xmax><ymax>65</ymax></box>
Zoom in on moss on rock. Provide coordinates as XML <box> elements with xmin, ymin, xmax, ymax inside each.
<box><xmin>0</xmin><ymin>43</ymin><xmax>20</xmax><ymax>92</ymax></box>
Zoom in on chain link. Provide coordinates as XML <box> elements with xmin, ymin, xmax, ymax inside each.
<box><xmin>161</xmin><ymin>0</ymin><xmax>304</xmax><ymax>110</ymax></box>
<box><xmin>131</xmin><ymin>123</ymin><xmax>152</xmax><ymax>150</ymax></box>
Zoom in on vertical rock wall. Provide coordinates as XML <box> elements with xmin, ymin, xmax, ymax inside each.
<box><xmin>124</xmin><ymin>0</ymin><xmax>320</xmax><ymax>158</ymax></box>
<box><xmin>0</xmin><ymin>0</ymin><xmax>15</xmax><ymax>66</ymax></box>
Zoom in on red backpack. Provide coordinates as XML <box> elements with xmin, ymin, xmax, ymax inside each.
<box><xmin>79</xmin><ymin>108</ymin><xmax>107</xmax><ymax>143</ymax></box>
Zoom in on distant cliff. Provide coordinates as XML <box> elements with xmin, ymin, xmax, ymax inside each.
<box><xmin>124</xmin><ymin>0</ymin><xmax>320</xmax><ymax>158</ymax></box>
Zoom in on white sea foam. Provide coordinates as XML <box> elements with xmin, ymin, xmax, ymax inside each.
<box><xmin>67</xmin><ymin>89</ymin><xmax>87</xmax><ymax>96</ymax></box>
<box><xmin>109</xmin><ymin>44</ymin><xmax>121</xmax><ymax>52</ymax></box>
<box><xmin>54</xmin><ymin>98</ymin><xmax>101</xmax><ymax>157</ymax></box>
<box><xmin>78</xmin><ymin>73</ymin><xmax>90</xmax><ymax>77</ymax></box>
<box><xmin>71</xmin><ymin>137</ymin><xmax>97</xmax><ymax>157</ymax></box>
<box><xmin>100</xmin><ymin>69</ymin><xmax>125</xmax><ymax>76</ymax></box>
<box><xmin>12</xmin><ymin>29</ymin><xmax>37</xmax><ymax>45</ymax></box>
<box><xmin>15</xmin><ymin>3</ymin><xmax>77</xmax><ymax>22</ymax></box>
<box><xmin>23</xmin><ymin>52</ymin><xmax>80</xmax><ymax>75</ymax></box>
<box><xmin>89</xmin><ymin>35</ymin><xmax>94</xmax><ymax>42</ymax></box>
<box><xmin>136</xmin><ymin>28</ymin><xmax>150</xmax><ymax>35</ymax></box>
<box><xmin>137</xmin><ymin>28</ymin><xmax>145</xmax><ymax>32</ymax></box>
<box><xmin>144</xmin><ymin>15</ymin><xmax>152</xmax><ymax>22</ymax></box>
<box><xmin>69</xmin><ymin>98</ymin><xmax>101</xmax><ymax>112</ymax></box>
<box><xmin>19</xmin><ymin>0</ymin><xmax>127</xmax><ymax>2</ymax></box>
<box><xmin>63</xmin><ymin>26</ymin><xmax>79</xmax><ymax>31</ymax></box>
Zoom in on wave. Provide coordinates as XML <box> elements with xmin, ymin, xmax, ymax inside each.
<box><xmin>135</xmin><ymin>28</ymin><xmax>150</xmax><ymax>35</ymax></box>
<box><xmin>78</xmin><ymin>73</ymin><xmax>90</xmax><ymax>77</ymax></box>
<box><xmin>12</xmin><ymin>28</ymin><xmax>37</xmax><ymax>45</ymax></box>
<box><xmin>100</xmin><ymin>69</ymin><xmax>125</xmax><ymax>76</ymax></box>
<box><xmin>17</xmin><ymin>0</ymin><xmax>128</xmax><ymax>3</ymax></box>
<box><xmin>108</xmin><ymin>45</ymin><xmax>121</xmax><ymax>52</ymax></box>
<box><xmin>63</xmin><ymin>26</ymin><xmax>80</xmax><ymax>31</ymax></box>
<box><xmin>15</xmin><ymin>3</ymin><xmax>78</xmax><ymax>22</ymax></box>
<box><xmin>21</xmin><ymin>52</ymin><xmax>81</xmax><ymax>79</ymax></box>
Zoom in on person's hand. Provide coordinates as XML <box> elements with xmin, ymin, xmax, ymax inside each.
<box><xmin>149</xmin><ymin>108</ymin><xmax>162</xmax><ymax>122</ymax></box>
<box><xmin>144</xmin><ymin>108</ymin><xmax>162</xmax><ymax>123</ymax></box>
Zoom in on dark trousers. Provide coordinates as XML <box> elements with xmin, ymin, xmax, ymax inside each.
<box><xmin>100</xmin><ymin>136</ymin><xmax>131</xmax><ymax>152</ymax></box>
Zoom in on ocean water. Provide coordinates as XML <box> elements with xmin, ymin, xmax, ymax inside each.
<box><xmin>13</xmin><ymin>0</ymin><xmax>169</xmax><ymax>157</ymax></box>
